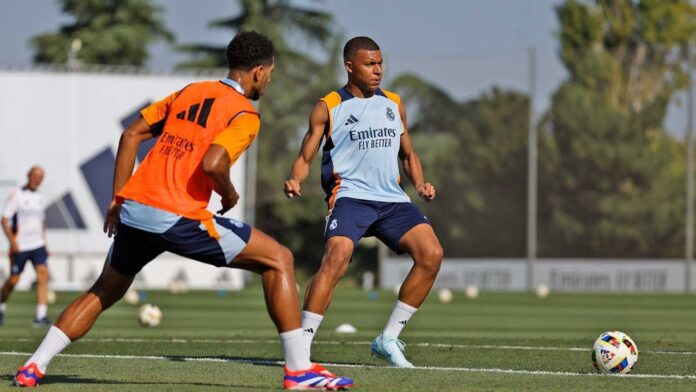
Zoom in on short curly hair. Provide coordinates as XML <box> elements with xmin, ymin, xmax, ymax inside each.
<box><xmin>343</xmin><ymin>36</ymin><xmax>380</xmax><ymax>62</ymax></box>
<box><xmin>227</xmin><ymin>31</ymin><xmax>275</xmax><ymax>70</ymax></box>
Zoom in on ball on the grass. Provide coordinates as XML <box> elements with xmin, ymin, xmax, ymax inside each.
<box><xmin>437</xmin><ymin>288</ymin><xmax>453</xmax><ymax>303</ymax></box>
<box><xmin>138</xmin><ymin>304</ymin><xmax>162</xmax><ymax>327</ymax></box>
<box><xmin>535</xmin><ymin>284</ymin><xmax>549</xmax><ymax>298</ymax></box>
<box><xmin>167</xmin><ymin>280</ymin><xmax>189</xmax><ymax>294</ymax></box>
<box><xmin>591</xmin><ymin>331</ymin><xmax>638</xmax><ymax>374</ymax></box>
<box><xmin>46</xmin><ymin>290</ymin><xmax>57</xmax><ymax>305</ymax></box>
<box><xmin>124</xmin><ymin>288</ymin><xmax>139</xmax><ymax>305</ymax></box>
<box><xmin>464</xmin><ymin>285</ymin><xmax>479</xmax><ymax>300</ymax></box>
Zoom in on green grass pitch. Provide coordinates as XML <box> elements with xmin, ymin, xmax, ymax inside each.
<box><xmin>0</xmin><ymin>287</ymin><xmax>695</xmax><ymax>391</ymax></box>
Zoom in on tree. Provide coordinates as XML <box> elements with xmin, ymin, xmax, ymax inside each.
<box><xmin>31</xmin><ymin>0</ymin><xmax>173</xmax><ymax>66</ymax></box>
<box><xmin>540</xmin><ymin>0</ymin><xmax>695</xmax><ymax>257</ymax></box>
<box><xmin>392</xmin><ymin>74</ymin><xmax>532</xmax><ymax>257</ymax></box>
<box><xmin>177</xmin><ymin>0</ymin><xmax>334</xmax><ymax>69</ymax></box>
<box><xmin>178</xmin><ymin>0</ymin><xmax>342</xmax><ymax>273</ymax></box>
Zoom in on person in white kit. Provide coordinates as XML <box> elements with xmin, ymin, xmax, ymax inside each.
<box><xmin>0</xmin><ymin>166</ymin><xmax>51</xmax><ymax>327</ymax></box>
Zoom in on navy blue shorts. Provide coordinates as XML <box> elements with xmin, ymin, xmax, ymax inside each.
<box><xmin>324</xmin><ymin>197</ymin><xmax>429</xmax><ymax>253</ymax></box>
<box><xmin>11</xmin><ymin>246</ymin><xmax>48</xmax><ymax>275</ymax></box>
<box><xmin>109</xmin><ymin>207</ymin><xmax>252</xmax><ymax>277</ymax></box>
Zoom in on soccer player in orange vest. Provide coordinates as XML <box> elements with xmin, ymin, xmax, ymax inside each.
<box><xmin>14</xmin><ymin>31</ymin><xmax>352</xmax><ymax>390</ymax></box>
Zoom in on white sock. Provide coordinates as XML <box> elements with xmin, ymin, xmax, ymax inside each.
<box><xmin>301</xmin><ymin>311</ymin><xmax>324</xmax><ymax>355</ymax></box>
<box><xmin>36</xmin><ymin>304</ymin><xmax>47</xmax><ymax>319</ymax></box>
<box><xmin>382</xmin><ymin>300</ymin><xmax>418</xmax><ymax>338</ymax></box>
<box><xmin>0</xmin><ymin>303</ymin><xmax>6</xmax><ymax>313</ymax></box>
<box><xmin>279</xmin><ymin>328</ymin><xmax>312</xmax><ymax>371</ymax></box>
<box><xmin>25</xmin><ymin>325</ymin><xmax>71</xmax><ymax>374</ymax></box>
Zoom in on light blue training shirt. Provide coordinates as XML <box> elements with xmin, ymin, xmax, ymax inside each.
<box><xmin>320</xmin><ymin>87</ymin><xmax>411</xmax><ymax>207</ymax></box>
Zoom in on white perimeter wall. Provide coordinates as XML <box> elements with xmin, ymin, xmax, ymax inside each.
<box><xmin>382</xmin><ymin>258</ymin><xmax>695</xmax><ymax>293</ymax></box>
<box><xmin>0</xmin><ymin>70</ymin><xmax>247</xmax><ymax>289</ymax></box>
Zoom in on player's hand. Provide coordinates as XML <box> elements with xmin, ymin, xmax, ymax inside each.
<box><xmin>103</xmin><ymin>200</ymin><xmax>121</xmax><ymax>238</ymax></box>
<box><xmin>284</xmin><ymin>179</ymin><xmax>302</xmax><ymax>198</ymax></box>
<box><xmin>218</xmin><ymin>191</ymin><xmax>239</xmax><ymax>215</ymax></box>
<box><xmin>417</xmin><ymin>182</ymin><xmax>436</xmax><ymax>201</ymax></box>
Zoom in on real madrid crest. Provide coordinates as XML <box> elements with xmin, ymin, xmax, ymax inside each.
<box><xmin>386</xmin><ymin>107</ymin><xmax>395</xmax><ymax>121</ymax></box>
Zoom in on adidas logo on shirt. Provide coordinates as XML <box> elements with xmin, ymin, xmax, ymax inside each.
<box><xmin>304</xmin><ymin>328</ymin><xmax>315</xmax><ymax>334</ymax></box>
<box><xmin>344</xmin><ymin>115</ymin><xmax>359</xmax><ymax>126</ymax></box>
<box><xmin>398</xmin><ymin>320</ymin><xmax>408</xmax><ymax>325</ymax></box>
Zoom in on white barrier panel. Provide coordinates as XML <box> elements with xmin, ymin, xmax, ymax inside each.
<box><xmin>381</xmin><ymin>258</ymin><xmax>527</xmax><ymax>290</ymax></box>
<box><xmin>0</xmin><ymin>70</ymin><xmax>247</xmax><ymax>254</ymax></box>
<box><xmin>0</xmin><ymin>70</ymin><xmax>248</xmax><ymax>291</ymax></box>
<box><xmin>535</xmin><ymin>259</ymin><xmax>685</xmax><ymax>292</ymax></box>
<box><xmin>381</xmin><ymin>258</ymin><xmax>689</xmax><ymax>293</ymax></box>
<box><xmin>0</xmin><ymin>254</ymin><xmax>244</xmax><ymax>291</ymax></box>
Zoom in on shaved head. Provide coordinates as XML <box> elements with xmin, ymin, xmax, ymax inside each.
<box><xmin>28</xmin><ymin>166</ymin><xmax>44</xmax><ymax>176</ymax></box>
<box><xmin>26</xmin><ymin>165</ymin><xmax>44</xmax><ymax>191</ymax></box>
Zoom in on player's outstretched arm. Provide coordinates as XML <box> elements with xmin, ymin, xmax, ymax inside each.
<box><xmin>104</xmin><ymin>117</ymin><xmax>154</xmax><ymax>236</ymax></box>
<box><xmin>397</xmin><ymin>101</ymin><xmax>436</xmax><ymax>202</ymax></box>
<box><xmin>284</xmin><ymin>100</ymin><xmax>329</xmax><ymax>198</ymax></box>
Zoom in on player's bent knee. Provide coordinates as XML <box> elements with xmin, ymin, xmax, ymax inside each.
<box><xmin>321</xmin><ymin>251</ymin><xmax>351</xmax><ymax>279</ymax></box>
<box><xmin>37</xmin><ymin>271</ymin><xmax>49</xmax><ymax>283</ymax></box>
<box><xmin>88</xmin><ymin>269</ymin><xmax>132</xmax><ymax>309</ymax></box>
<box><xmin>325</xmin><ymin>243</ymin><xmax>353</xmax><ymax>264</ymax></box>
<box><xmin>275</xmin><ymin>246</ymin><xmax>295</xmax><ymax>272</ymax></box>
<box><xmin>416</xmin><ymin>245</ymin><xmax>443</xmax><ymax>276</ymax></box>
<box><xmin>431</xmin><ymin>245</ymin><xmax>444</xmax><ymax>263</ymax></box>
<box><xmin>91</xmin><ymin>286</ymin><xmax>128</xmax><ymax>310</ymax></box>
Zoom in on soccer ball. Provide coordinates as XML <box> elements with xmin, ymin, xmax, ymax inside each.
<box><xmin>535</xmin><ymin>284</ymin><xmax>549</xmax><ymax>298</ymax></box>
<box><xmin>591</xmin><ymin>331</ymin><xmax>638</xmax><ymax>374</ymax></box>
<box><xmin>167</xmin><ymin>280</ymin><xmax>189</xmax><ymax>295</ymax></box>
<box><xmin>46</xmin><ymin>290</ymin><xmax>57</xmax><ymax>305</ymax></box>
<box><xmin>138</xmin><ymin>304</ymin><xmax>162</xmax><ymax>327</ymax></box>
<box><xmin>437</xmin><ymin>288</ymin><xmax>453</xmax><ymax>303</ymax></box>
<box><xmin>464</xmin><ymin>285</ymin><xmax>479</xmax><ymax>300</ymax></box>
<box><xmin>124</xmin><ymin>288</ymin><xmax>139</xmax><ymax>305</ymax></box>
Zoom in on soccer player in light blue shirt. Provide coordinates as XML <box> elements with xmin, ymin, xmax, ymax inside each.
<box><xmin>285</xmin><ymin>36</ymin><xmax>444</xmax><ymax>368</ymax></box>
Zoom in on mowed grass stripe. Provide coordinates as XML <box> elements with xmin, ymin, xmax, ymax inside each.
<box><xmin>4</xmin><ymin>337</ymin><xmax>694</xmax><ymax>355</ymax></box>
<box><xmin>1</xmin><ymin>350</ymin><xmax>695</xmax><ymax>381</ymax></box>
<box><xmin>2</xmin><ymin>290</ymin><xmax>695</xmax><ymax>391</ymax></box>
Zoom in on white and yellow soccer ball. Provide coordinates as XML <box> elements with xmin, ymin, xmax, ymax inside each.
<box><xmin>535</xmin><ymin>284</ymin><xmax>550</xmax><ymax>298</ymax></box>
<box><xmin>167</xmin><ymin>280</ymin><xmax>189</xmax><ymax>295</ymax></box>
<box><xmin>464</xmin><ymin>285</ymin><xmax>479</xmax><ymax>300</ymax></box>
<box><xmin>138</xmin><ymin>304</ymin><xmax>163</xmax><ymax>327</ymax></box>
<box><xmin>437</xmin><ymin>288</ymin><xmax>453</xmax><ymax>303</ymax></box>
<box><xmin>124</xmin><ymin>288</ymin><xmax>140</xmax><ymax>305</ymax></box>
<box><xmin>591</xmin><ymin>331</ymin><xmax>638</xmax><ymax>374</ymax></box>
<box><xmin>46</xmin><ymin>289</ymin><xmax>57</xmax><ymax>305</ymax></box>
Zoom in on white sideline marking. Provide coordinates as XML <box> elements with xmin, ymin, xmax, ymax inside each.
<box><xmin>0</xmin><ymin>351</ymin><xmax>694</xmax><ymax>380</ymax></box>
<box><xmin>7</xmin><ymin>337</ymin><xmax>696</xmax><ymax>355</ymax></box>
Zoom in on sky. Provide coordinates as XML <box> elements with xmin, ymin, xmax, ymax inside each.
<box><xmin>0</xmin><ymin>0</ymin><xmax>689</xmax><ymax>134</ymax></box>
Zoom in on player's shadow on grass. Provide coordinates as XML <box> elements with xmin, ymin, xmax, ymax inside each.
<box><xmin>166</xmin><ymin>354</ymin><xmax>281</xmax><ymax>367</ymax></box>
<box><xmin>166</xmin><ymin>354</ymin><xmax>368</xmax><ymax>368</ymax></box>
<box><xmin>2</xmin><ymin>374</ymin><xmax>269</xmax><ymax>389</ymax></box>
